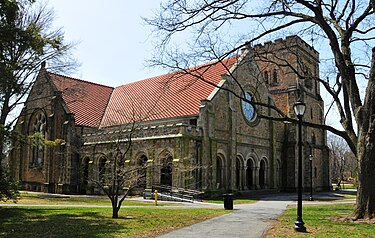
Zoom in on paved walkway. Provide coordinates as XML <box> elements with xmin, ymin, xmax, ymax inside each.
<box><xmin>157</xmin><ymin>191</ymin><xmax>356</xmax><ymax>238</ymax></box>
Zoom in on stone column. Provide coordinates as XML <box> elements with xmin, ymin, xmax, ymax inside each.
<box><xmin>265</xmin><ymin>165</ymin><xmax>269</xmax><ymax>189</ymax></box>
<box><xmin>254</xmin><ymin>166</ymin><xmax>260</xmax><ymax>189</ymax></box>
<box><xmin>241</xmin><ymin>164</ymin><xmax>246</xmax><ymax>190</ymax></box>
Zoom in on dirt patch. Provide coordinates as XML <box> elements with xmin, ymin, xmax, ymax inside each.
<box><xmin>330</xmin><ymin>216</ymin><xmax>375</xmax><ymax>224</ymax></box>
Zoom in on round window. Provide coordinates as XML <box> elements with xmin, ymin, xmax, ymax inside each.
<box><xmin>241</xmin><ymin>92</ymin><xmax>257</xmax><ymax>123</ymax></box>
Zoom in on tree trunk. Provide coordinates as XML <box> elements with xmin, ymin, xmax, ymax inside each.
<box><xmin>354</xmin><ymin>47</ymin><xmax>375</xmax><ymax>219</ymax></box>
<box><xmin>112</xmin><ymin>202</ymin><xmax>119</xmax><ymax>219</ymax></box>
<box><xmin>0</xmin><ymin>93</ymin><xmax>11</xmax><ymax>179</ymax></box>
<box><xmin>354</xmin><ymin>131</ymin><xmax>375</xmax><ymax>219</ymax></box>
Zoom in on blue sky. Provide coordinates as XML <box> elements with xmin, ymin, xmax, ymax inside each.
<box><xmin>49</xmin><ymin>0</ymin><xmax>164</xmax><ymax>87</ymax></box>
<box><xmin>47</xmin><ymin>1</ymin><xmax>372</xmax><ymax>131</ymax></box>
<box><xmin>49</xmin><ymin>0</ymin><xmax>338</xmax><ymax>126</ymax></box>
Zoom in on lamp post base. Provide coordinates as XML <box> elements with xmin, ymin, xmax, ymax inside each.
<box><xmin>309</xmin><ymin>196</ymin><xmax>314</xmax><ymax>201</ymax></box>
<box><xmin>294</xmin><ymin>220</ymin><xmax>306</xmax><ymax>232</ymax></box>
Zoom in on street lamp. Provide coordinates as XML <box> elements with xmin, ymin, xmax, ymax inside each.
<box><xmin>294</xmin><ymin>100</ymin><xmax>306</xmax><ymax>232</ymax></box>
<box><xmin>309</xmin><ymin>155</ymin><xmax>313</xmax><ymax>201</ymax></box>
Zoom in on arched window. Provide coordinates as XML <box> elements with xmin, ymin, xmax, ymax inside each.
<box><xmin>30</xmin><ymin>111</ymin><xmax>47</xmax><ymax>166</ymax></box>
<box><xmin>216</xmin><ymin>156</ymin><xmax>224</xmax><ymax>189</ymax></box>
<box><xmin>264</xmin><ymin>71</ymin><xmax>269</xmax><ymax>84</ymax></box>
<box><xmin>272</xmin><ymin>69</ymin><xmax>278</xmax><ymax>84</ymax></box>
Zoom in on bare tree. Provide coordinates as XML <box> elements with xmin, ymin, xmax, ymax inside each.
<box><xmin>82</xmin><ymin>89</ymin><xmax>167</xmax><ymax>219</ymax></box>
<box><xmin>328</xmin><ymin>134</ymin><xmax>357</xmax><ymax>189</ymax></box>
<box><xmin>85</xmin><ymin>125</ymin><xmax>146</xmax><ymax>219</ymax></box>
<box><xmin>146</xmin><ymin>0</ymin><xmax>375</xmax><ymax>219</ymax></box>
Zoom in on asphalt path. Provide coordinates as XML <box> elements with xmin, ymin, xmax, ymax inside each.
<box><xmin>157</xmin><ymin>191</ymin><xmax>356</xmax><ymax>238</ymax></box>
<box><xmin>157</xmin><ymin>197</ymin><xmax>292</xmax><ymax>238</ymax></box>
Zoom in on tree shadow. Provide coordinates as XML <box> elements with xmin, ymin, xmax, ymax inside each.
<box><xmin>0</xmin><ymin>207</ymin><xmax>128</xmax><ymax>238</ymax></box>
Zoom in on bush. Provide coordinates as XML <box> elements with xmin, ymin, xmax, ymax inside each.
<box><xmin>0</xmin><ymin>169</ymin><xmax>19</xmax><ymax>202</ymax></box>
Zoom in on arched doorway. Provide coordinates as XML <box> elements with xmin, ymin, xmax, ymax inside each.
<box><xmin>236</xmin><ymin>157</ymin><xmax>243</xmax><ymax>190</ymax></box>
<box><xmin>216</xmin><ymin>156</ymin><xmax>224</xmax><ymax>189</ymax></box>
<box><xmin>98</xmin><ymin>157</ymin><xmax>107</xmax><ymax>183</ymax></box>
<box><xmin>259</xmin><ymin>160</ymin><xmax>266</xmax><ymax>189</ymax></box>
<box><xmin>137</xmin><ymin>155</ymin><xmax>148</xmax><ymax>188</ymax></box>
<box><xmin>246</xmin><ymin>159</ymin><xmax>253</xmax><ymax>189</ymax></box>
<box><xmin>160</xmin><ymin>156</ymin><xmax>173</xmax><ymax>186</ymax></box>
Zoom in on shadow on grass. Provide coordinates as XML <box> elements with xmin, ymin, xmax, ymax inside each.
<box><xmin>235</xmin><ymin>190</ymin><xmax>357</xmax><ymax>202</ymax></box>
<box><xmin>0</xmin><ymin>207</ymin><xmax>126</xmax><ymax>238</ymax></box>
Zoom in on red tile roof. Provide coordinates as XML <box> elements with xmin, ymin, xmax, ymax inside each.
<box><xmin>49</xmin><ymin>73</ymin><xmax>114</xmax><ymax>128</ymax></box>
<box><xmin>101</xmin><ymin>58</ymin><xmax>237</xmax><ymax>127</ymax></box>
<box><xmin>49</xmin><ymin>57</ymin><xmax>237</xmax><ymax>128</ymax></box>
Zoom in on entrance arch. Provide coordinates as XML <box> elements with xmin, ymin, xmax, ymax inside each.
<box><xmin>216</xmin><ymin>155</ymin><xmax>225</xmax><ymax>189</ymax></box>
<box><xmin>160</xmin><ymin>156</ymin><xmax>173</xmax><ymax>186</ymax></box>
<box><xmin>259</xmin><ymin>158</ymin><xmax>269</xmax><ymax>189</ymax></box>
<box><xmin>137</xmin><ymin>155</ymin><xmax>148</xmax><ymax>188</ymax></box>
<box><xmin>246</xmin><ymin>159</ymin><xmax>254</xmax><ymax>189</ymax></box>
<box><xmin>235</xmin><ymin>156</ymin><xmax>244</xmax><ymax>190</ymax></box>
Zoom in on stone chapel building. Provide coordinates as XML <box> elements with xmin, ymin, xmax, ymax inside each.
<box><xmin>9</xmin><ymin>36</ymin><xmax>331</xmax><ymax>195</ymax></box>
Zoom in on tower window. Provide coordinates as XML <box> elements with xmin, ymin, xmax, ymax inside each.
<box><xmin>305</xmin><ymin>67</ymin><xmax>313</xmax><ymax>89</ymax></box>
<box><xmin>264</xmin><ymin>71</ymin><xmax>269</xmax><ymax>84</ymax></box>
<box><xmin>272</xmin><ymin>69</ymin><xmax>278</xmax><ymax>85</ymax></box>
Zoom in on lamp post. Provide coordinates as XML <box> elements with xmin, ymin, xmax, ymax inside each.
<box><xmin>294</xmin><ymin>100</ymin><xmax>306</xmax><ymax>232</ymax></box>
<box><xmin>309</xmin><ymin>155</ymin><xmax>313</xmax><ymax>201</ymax></box>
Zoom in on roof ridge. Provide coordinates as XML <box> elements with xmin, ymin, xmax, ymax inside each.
<box><xmin>99</xmin><ymin>88</ymin><xmax>116</xmax><ymax>128</ymax></box>
<box><xmin>114</xmin><ymin>56</ymin><xmax>239</xmax><ymax>90</ymax></box>
<box><xmin>48</xmin><ymin>72</ymin><xmax>114</xmax><ymax>89</ymax></box>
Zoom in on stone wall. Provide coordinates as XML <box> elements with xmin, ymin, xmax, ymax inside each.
<box><xmin>10</xmin><ymin>69</ymin><xmax>80</xmax><ymax>193</ymax></box>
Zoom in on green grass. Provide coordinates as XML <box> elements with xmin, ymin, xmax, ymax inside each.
<box><xmin>1</xmin><ymin>192</ymin><xmax>175</xmax><ymax>206</ymax></box>
<box><xmin>332</xmin><ymin>183</ymin><xmax>357</xmax><ymax>190</ymax></box>
<box><xmin>204</xmin><ymin>198</ymin><xmax>257</xmax><ymax>205</ymax></box>
<box><xmin>265</xmin><ymin>204</ymin><xmax>375</xmax><ymax>238</ymax></box>
<box><xmin>0</xmin><ymin>206</ymin><xmax>230</xmax><ymax>238</ymax></box>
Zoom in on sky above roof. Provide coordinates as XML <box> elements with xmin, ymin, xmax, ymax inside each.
<box><xmin>46</xmin><ymin>0</ymin><xmax>349</xmax><ymax>130</ymax></box>
<box><xmin>49</xmin><ymin>0</ymin><xmax>164</xmax><ymax>87</ymax></box>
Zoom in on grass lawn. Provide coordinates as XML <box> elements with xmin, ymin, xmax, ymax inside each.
<box><xmin>264</xmin><ymin>203</ymin><xmax>375</xmax><ymax>238</ymax></box>
<box><xmin>0</xmin><ymin>206</ymin><xmax>230</xmax><ymax>238</ymax></box>
<box><xmin>1</xmin><ymin>192</ymin><xmax>174</xmax><ymax>206</ymax></box>
<box><xmin>331</xmin><ymin>183</ymin><xmax>357</xmax><ymax>190</ymax></box>
<box><xmin>204</xmin><ymin>198</ymin><xmax>257</xmax><ymax>205</ymax></box>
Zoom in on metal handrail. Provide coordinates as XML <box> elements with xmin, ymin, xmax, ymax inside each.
<box><xmin>151</xmin><ymin>185</ymin><xmax>203</xmax><ymax>202</ymax></box>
